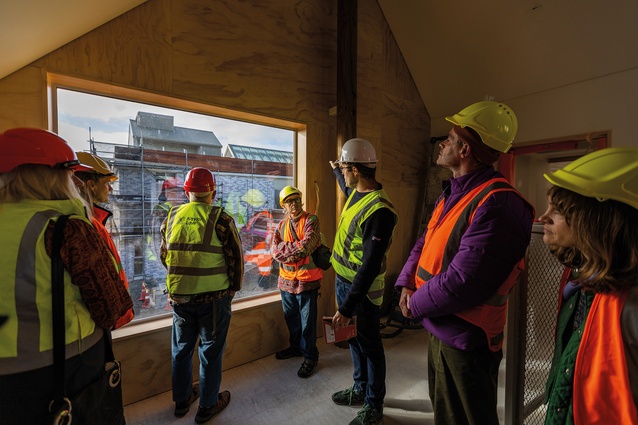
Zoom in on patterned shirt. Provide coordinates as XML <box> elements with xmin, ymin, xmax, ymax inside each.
<box><xmin>44</xmin><ymin>218</ymin><xmax>133</xmax><ymax>329</ymax></box>
<box><xmin>271</xmin><ymin>212</ymin><xmax>322</xmax><ymax>294</ymax></box>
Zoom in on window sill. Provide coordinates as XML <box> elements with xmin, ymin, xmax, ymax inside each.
<box><xmin>112</xmin><ymin>291</ymin><xmax>281</xmax><ymax>341</ymax></box>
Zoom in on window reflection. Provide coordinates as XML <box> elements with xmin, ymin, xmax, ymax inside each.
<box><xmin>57</xmin><ymin>88</ymin><xmax>295</xmax><ymax>322</ymax></box>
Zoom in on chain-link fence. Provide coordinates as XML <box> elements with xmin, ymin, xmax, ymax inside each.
<box><xmin>506</xmin><ymin>223</ymin><xmax>564</xmax><ymax>424</ymax></box>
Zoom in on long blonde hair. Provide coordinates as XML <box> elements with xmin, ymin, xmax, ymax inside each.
<box><xmin>0</xmin><ymin>164</ymin><xmax>89</xmax><ymax>211</ymax></box>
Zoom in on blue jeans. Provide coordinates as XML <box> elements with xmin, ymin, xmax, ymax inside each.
<box><xmin>172</xmin><ymin>293</ymin><xmax>232</xmax><ymax>408</ymax></box>
<box><xmin>280</xmin><ymin>288</ymin><xmax>319</xmax><ymax>361</ymax></box>
<box><xmin>336</xmin><ymin>276</ymin><xmax>386</xmax><ymax>410</ymax></box>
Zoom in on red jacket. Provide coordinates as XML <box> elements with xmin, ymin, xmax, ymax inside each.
<box><xmin>93</xmin><ymin>205</ymin><xmax>134</xmax><ymax>329</ymax></box>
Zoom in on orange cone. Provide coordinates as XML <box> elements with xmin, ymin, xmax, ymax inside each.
<box><xmin>138</xmin><ymin>283</ymin><xmax>147</xmax><ymax>301</ymax></box>
<box><xmin>140</xmin><ymin>284</ymin><xmax>151</xmax><ymax>309</ymax></box>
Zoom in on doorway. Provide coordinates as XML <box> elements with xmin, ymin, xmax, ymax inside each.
<box><xmin>498</xmin><ymin>132</ymin><xmax>609</xmax><ymax>215</ymax></box>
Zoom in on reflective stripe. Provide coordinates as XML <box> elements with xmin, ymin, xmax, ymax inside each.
<box><xmin>332</xmin><ymin>195</ymin><xmax>394</xmax><ymax>274</ymax></box>
<box><xmin>167</xmin><ymin>243</ymin><xmax>224</xmax><ymax>253</ymax></box>
<box><xmin>416</xmin><ymin>180</ymin><xmax>516</xmax><ymax>285</ymax></box>
<box><xmin>332</xmin><ymin>189</ymin><xmax>397</xmax><ymax>305</ymax></box>
<box><xmin>485</xmin><ymin>293</ymin><xmax>509</xmax><ymax>307</ymax></box>
<box><xmin>167</xmin><ymin>265</ymin><xmax>229</xmax><ymax>276</ymax></box>
<box><xmin>279</xmin><ymin>213</ymin><xmax>322</xmax><ymax>282</ymax></box>
<box><xmin>367</xmin><ymin>288</ymin><xmax>385</xmax><ymax>300</ymax></box>
<box><xmin>165</xmin><ymin>203</ymin><xmax>230</xmax><ymax>294</ymax></box>
<box><xmin>1</xmin><ymin>208</ymin><xmax>102</xmax><ymax>375</ymax></box>
<box><xmin>414</xmin><ymin>178</ymin><xmax>532</xmax><ymax>351</ymax></box>
<box><xmin>15</xmin><ymin>210</ymin><xmax>59</xmax><ymax>364</ymax></box>
<box><xmin>416</xmin><ymin>266</ymin><xmax>432</xmax><ymax>283</ymax></box>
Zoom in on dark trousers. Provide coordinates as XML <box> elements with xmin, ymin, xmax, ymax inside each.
<box><xmin>336</xmin><ymin>276</ymin><xmax>386</xmax><ymax>411</ymax></box>
<box><xmin>0</xmin><ymin>333</ymin><xmax>106</xmax><ymax>425</ymax></box>
<box><xmin>428</xmin><ymin>333</ymin><xmax>502</xmax><ymax>425</ymax></box>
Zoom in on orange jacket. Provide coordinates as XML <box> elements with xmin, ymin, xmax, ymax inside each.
<box><xmin>93</xmin><ymin>205</ymin><xmax>134</xmax><ymax>329</ymax></box>
<box><xmin>557</xmin><ymin>269</ymin><xmax>638</xmax><ymax>424</ymax></box>
<box><xmin>278</xmin><ymin>213</ymin><xmax>322</xmax><ymax>283</ymax></box>
<box><xmin>415</xmin><ymin>178</ymin><xmax>525</xmax><ymax>351</ymax></box>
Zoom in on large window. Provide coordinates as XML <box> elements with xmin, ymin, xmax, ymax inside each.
<box><xmin>50</xmin><ymin>75</ymin><xmax>301</xmax><ymax>323</ymax></box>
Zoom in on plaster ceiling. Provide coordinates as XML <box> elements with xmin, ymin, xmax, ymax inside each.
<box><xmin>377</xmin><ymin>0</ymin><xmax>638</xmax><ymax>120</ymax></box>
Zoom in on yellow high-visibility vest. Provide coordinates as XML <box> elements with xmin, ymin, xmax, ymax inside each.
<box><xmin>0</xmin><ymin>199</ymin><xmax>102</xmax><ymax>375</ymax></box>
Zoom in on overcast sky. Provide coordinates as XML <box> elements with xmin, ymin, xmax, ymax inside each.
<box><xmin>57</xmin><ymin>89</ymin><xmax>294</xmax><ymax>153</ymax></box>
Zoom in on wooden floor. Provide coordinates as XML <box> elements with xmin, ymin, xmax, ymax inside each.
<box><xmin>124</xmin><ymin>329</ymin><xmax>505</xmax><ymax>424</ymax></box>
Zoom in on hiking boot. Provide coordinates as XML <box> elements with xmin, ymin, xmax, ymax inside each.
<box><xmin>275</xmin><ymin>347</ymin><xmax>302</xmax><ymax>360</ymax></box>
<box><xmin>297</xmin><ymin>360</ymin><xmax>317</xmax><ymax>378</ymax></box>
<box><xmin>174</xmin><ymin>385</ymin><xmax>199</xmax><ymax>417</ymax></box>
<box><xmin>349</xmin><ymin>404</ymin><xmax>384</xmax><ymax>425</ymax></box>
<box><xmin>195</xmin><ymin>390</ymin><xmax>231</xmax><ymax>424</ymax></box>
<box><xmin>331</xmin><ymin>385</ymin><xmax>365</xmax><ymax>406</ymax></box>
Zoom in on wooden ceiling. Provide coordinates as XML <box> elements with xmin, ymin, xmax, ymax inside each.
<box><xmin>2</xmin><ymin>0</ymin><xmax>637</xmax><ymax>121</ymax></box>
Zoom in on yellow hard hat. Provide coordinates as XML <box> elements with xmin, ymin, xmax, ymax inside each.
<box><xmin>279</xmin><ymin>186</ymin><xmax>302</xmax><ymax>207</ymax></box>
<box><xmin>544</xmin><ymin>147</ymin><xmax>638</xmax><ymax>210</ymax></box>
<box><xmin>76</xmin><ymin>152</ymin><xmax>118</xmax><ymax>182</ymax></box>
<box><xmin>445</xmin><ymin>101</ymin><xmax>518</xmax><ymax>153</ymax></box>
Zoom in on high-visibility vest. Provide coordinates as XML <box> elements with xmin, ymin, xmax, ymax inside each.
<box><xmin>331</xmin><ymin>188</ymin><xmax>397</xmax><ymax>306</ymax></box>
<box><xmin>555</xmin><ymin>269</ymin><xmax>638</xmax><ymax>424</ymax></box>
<box><xmin>415</xmin><ymin>178</ymin><xmax>529</xmax><ymax>351</ymax></box>
<box><xmin>0</xmin><ymin>199</ymin><xmax>103</xmax><ymax>375</ymax></box>
<box><xmin>154</xmin><ymin>201</ymin><xmax>172</xmax><ymax>214</ymax></box>
<box><xmin>164</xmin><ymin>202</ymin><xmax>230</xmax><ymax>295</ymax></box>
<box><xmin>91</xmin><ymin>205</ymin><xmax>134</xmax><ymax>328</ymax></box>
<box><xmin>278</xmin><ymin>212</ymin><xmax>323</xmax><ymax>282</ymax></box>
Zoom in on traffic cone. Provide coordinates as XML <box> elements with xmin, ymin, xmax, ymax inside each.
<box><xmin>138</xmin><ymin>283</ymin><xmax>147</xmax><ymax>301</ymax></box>
<box><xmin>140</xmin><ymin>283</ymin><xmax>151</xmax><ymax>309</ymax></box>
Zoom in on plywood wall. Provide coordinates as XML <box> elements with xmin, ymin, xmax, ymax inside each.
<box><xmin>0</xmin><ymin>0</ymin><xmax>430</xmax><ymax>404</ymax></box>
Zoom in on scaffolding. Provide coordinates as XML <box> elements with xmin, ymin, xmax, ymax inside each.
<box><xmin>86</xmin><ymin>140</ymin><xmax>291</xmax><ymax>321</ymax></box>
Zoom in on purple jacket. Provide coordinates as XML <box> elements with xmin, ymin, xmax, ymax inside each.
<box><xmin>395</xmin><ymin>167</ymin><xmax>534</xmax><ymax>350</ymax></box>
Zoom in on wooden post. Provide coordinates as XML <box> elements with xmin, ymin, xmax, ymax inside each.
<box><xmin>337</xmin><ymin>0</ymin><xmax>357</xmax><ymax>150</ymax></box>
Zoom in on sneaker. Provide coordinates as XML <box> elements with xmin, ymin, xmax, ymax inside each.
<box><xmin>349</xmin><ymin>404</ymin><xmax>383</xmax><ymax>425</ymax></box>
<box><xmin>297</xmin><ymin>359</ymin><xmax>317</xmax><ymax>378</ymax></box>
<box><xmin>275</xmin><ymin>347</ymin><xmax>303</xmax><ymax>360</ymax></box>
<box><xmin>331</xmin><ymin>385</ymin><xmax>365</xmax><ymax>406</ymax></box>
<box><xmin>174</xmin><ymin>386</ymin><xmax>200</xmax><ymax>417</ymax></box>
<box><xmin>195</xmin><ymin>390</ymin><xmax>231</xmax><ymax>424</ymax></box>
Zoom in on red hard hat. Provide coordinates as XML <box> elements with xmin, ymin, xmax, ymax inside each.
<box><xmin>0</xmin><ymin>128</ymin><xmax>82</xmax><ymax>173</ymax></box>
<box><xmin>184</xmin><ymin>167</ymin><xmax>216</xmax><ymax>193</ymax></box>
<box><xmin>162</xmin><ymin>177</ymin><xmax>184</xmax><ymax>191</ymax></box>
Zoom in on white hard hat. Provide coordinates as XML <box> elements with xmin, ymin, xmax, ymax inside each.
<box><xmin>335</xmin><ymin>138</ymin><xmax>378</xmax><ymax>168</ymax></box>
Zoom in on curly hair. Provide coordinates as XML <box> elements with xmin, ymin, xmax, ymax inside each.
<box><xmin>547</xmin><ymin>185</ymin><xmax>638</xmax><ymax>293</ymax></box>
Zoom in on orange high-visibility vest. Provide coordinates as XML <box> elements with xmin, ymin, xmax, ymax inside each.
<box><xmin>415</xmin><ymin>178</ymin><xmax>527</xmax><ymax>351</ymax></box>
<box><xmin>278</xmin><ymin>213</ymin><xmax>323</xmax><ymax>283</ymax></box>
<box><xmin>556</xmin><ymin>269</ymin><xmax>638</xmax><ymax>424</ymax></box>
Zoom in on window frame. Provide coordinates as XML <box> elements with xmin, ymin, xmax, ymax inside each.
<box><xmin>47</xmin><ymin>73</ymin><xmax>307</xmax><ymax>334</ymax></box>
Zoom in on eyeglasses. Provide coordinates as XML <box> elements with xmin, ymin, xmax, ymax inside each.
<box><xmin>284</xmin><ymin>197</ymin><xmax>302</xmax><ymax>205</ymax></box>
